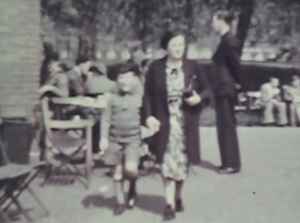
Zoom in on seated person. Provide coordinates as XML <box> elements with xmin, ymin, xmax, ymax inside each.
<box><xmin>36</xmin><ymin>61</ymin><xmax>70</xmax><ymax>161</ymax></box>
<box><xmin>39</xmin><ymin>61</ymin><xmax>70</xmax><ymax>98</ymax></box>
<box><xmin>260</xmin><ymin>77</ymin><xmax>287</xmax><ymax>126</ymax></box>
<box><xmin>84</xmin><ymin>63</ymin><xmax>115</xmax><ymax>97</ymax></box>
<box><xmin>84</xmin><ymin>63</ymin><xmax>115</xmax><ymax>153</ymax></box>
<box><xmin>283</xmin><ymin>75</ymin><xmax>300</xmax><ymax>126</ymax></box>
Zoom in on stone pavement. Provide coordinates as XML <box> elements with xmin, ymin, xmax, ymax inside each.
<box><xmin>6</xmin><ymin>127</ymin><xmax>300</xmax><ymax>223</ymax></box>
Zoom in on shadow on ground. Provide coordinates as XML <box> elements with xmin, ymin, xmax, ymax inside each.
<box><xmin>81</xmin><ymin>193</ymin><xmax>165</xmax><ymax>216</ymax></box>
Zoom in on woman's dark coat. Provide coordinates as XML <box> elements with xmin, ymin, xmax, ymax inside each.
<box><xmin>142</xmin><ymin>57</ymin><xmax>210</xmax><ymax>165</ymax></box>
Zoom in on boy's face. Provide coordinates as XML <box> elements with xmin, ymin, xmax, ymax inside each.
<box><xmin>116</xmin><ymin>71</ymin><xmax>136</xmax><ymax>93</ymax></box>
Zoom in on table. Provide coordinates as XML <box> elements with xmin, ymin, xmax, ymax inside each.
<box><xmin>52</xmin><ymin>96</ymin><xmax>107</xmax><ymax>109</ymax></box>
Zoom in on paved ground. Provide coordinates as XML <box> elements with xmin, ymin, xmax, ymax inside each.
<box><xmin>5</xmin><ymin>127</ymin><xmax>300</xmax><ymax>223</ymax></box>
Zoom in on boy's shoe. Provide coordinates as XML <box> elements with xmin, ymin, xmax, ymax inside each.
<box><xmin>127</xmin><ymin>191</ymin><xmax>137</xmax><ymax>209</ymax></box>
<box><xmin>175</xmin><ymin>199</ymin><xmax>184</xmax><ymax>212</ymax></box>
<box><xmin>163</xmin><ymin>205</ymin><xmax>175</xmax><ymax>221</ymax></box>
<box><xmin>113</xmin><ymin>204</ymin><xmax>126</xmax><ymax>216</ymax></box>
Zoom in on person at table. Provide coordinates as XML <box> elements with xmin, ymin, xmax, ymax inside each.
<box><xmin>99</xmin><ymin>61</ymin><xmax>147</xmax><ymax>215</ymax></box>
<box><xmin>84</xmin><ymin>63</ymin><xmax>115</xmax><ymax>97</ymax></box>
<box><xmin>84</xmin><ymin>63</ymin><xmax>116</xmax><ymax>154</ymax></box>
<box><xmin>143</xmin><ymin>30</ymin><xmax>209</xmax><ymax>220</ymax></box>
<box><xmin>67</xmin><ymin>55</ymin><xmax>92</xmax><ymax>96</ymax></box>
<box><xmin>36</xmin><ymin>61</ymin><xmax>70</xmax><ymax>161</ymax></box>
<box><xmin>260</xmin><ymin>77</ymin><xmax>287</xmax><ymax>126</ymax></box>
<box><xmin>39</xmin><ymin>61</ymin><xmax>70</xmax><ymax>98</ymax></box>
<box><xmin>63</xmin><ymin>56</ymin><xmax>92</xmax><ymax>118</ymax></box>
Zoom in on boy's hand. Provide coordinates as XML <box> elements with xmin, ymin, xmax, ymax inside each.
<box><xmin>184</xmin><ymin>91</ymin><xmax>202</xmax><ymax>106</ymax></box>
<box><xmin>146</xmin><ymin>116</ymin><xmax>160</xmax><ymax>133</ymax></box>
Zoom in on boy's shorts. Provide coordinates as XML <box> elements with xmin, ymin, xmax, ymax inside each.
<box><xmin>102</xmin><ymin>141</ymin><xmax>141</xmax><ymax>166</ymax></box>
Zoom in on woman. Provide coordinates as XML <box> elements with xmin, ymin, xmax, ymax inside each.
<box><xmin>143</xmin><ymin>31</ymin><xmax>209</xmax><ymax>220</ymax></box>
<box><xmin>211</xmin><ymin>10</ymin><xmax>242</xmax><ymax>174</ymax></box>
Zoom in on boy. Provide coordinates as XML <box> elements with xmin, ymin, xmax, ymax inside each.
<box><xmin>99</xmin><ymin>62</ymin><xmax>144</xmax><ymax>215</ymax></box>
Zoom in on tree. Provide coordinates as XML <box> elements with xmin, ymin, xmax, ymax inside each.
<box><xmin>227</xmin><ymin>0</ymin><xmax>255</xmax><ymax>55</ymax></box>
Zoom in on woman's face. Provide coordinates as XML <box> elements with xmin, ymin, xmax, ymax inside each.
<box><xmin>167</xmin><ymin>35</ymin><xmax>185</xmax><ymax>60</ymax></box>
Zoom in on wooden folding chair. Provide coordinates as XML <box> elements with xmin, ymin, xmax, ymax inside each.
<box><xmin>0</xmin><ymin>141</ymin><xmax>49</xmax><ymax>222</ymax></box>
<box><xmin>41</xmin><ymin>97</ymin><xmax>95</xmax><ymax>188</ymax></box>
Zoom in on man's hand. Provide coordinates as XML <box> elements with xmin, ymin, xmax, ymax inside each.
<box><xmin>184</xmin><ymin>91</ymin><xmax>202</xmax><ymax>106</ymax></box>
<box><xmin>146</xmin><ymin>116</ymin><xmax>161</xmax><ymax>133</ymax></box>
<box><xmin>98</xmin><ymin>138</ymin><xmax>109</xmax><ymax>155</ymax></box>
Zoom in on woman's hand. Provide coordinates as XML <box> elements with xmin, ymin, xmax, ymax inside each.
<box><xmin>184</xmin><ymin>91</ymin><xmax>202</xmax><ymax>106</ymax></box>
<box><xmin>146</xmin><ymin>116</ymin><xmax>161</xmax><ymax>133</ymax></box>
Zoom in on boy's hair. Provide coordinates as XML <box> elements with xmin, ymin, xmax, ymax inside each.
<box><xmin>115</xmin><ymin>61</ymin><xmax>141</xmax><ymax>78</ymax></box>
<box><xmin>214</xmin><ymin>10</ymin><xmax>236</xmax><ymax>25</ymax></box>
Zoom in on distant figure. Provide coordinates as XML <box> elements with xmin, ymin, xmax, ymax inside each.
<box><xmin>283</xmin><ymin>75</ymin><xmax>300</xmax><ymax>126</ymax></box>
<box><xmin>260</xmin><ymin>77</ymin><xmax>287</xmax><ymax>126</ymax></box>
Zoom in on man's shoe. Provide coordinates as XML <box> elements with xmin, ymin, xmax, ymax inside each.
<box><xmin>113</xmin><ymin>204</ymin><xmax>126</xmax><ymax>216</ymax></box>
<box><xmin>175</xmin><ymin>199</ymin><xmax>184</xmax><ymax>212</ymax></box>
<box><xmin>163</xmin><ymin>205</ymin><xmax>175</xmax><ymax>221</ymax></box>
<box><xmin>218</xmin><ymin>167</ymin><xmax>240</xmax><ymax>174</ymax></box>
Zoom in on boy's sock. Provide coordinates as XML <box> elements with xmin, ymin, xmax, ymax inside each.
<box><xmin>128</xmin><ymin>179</ymin><xmax>136</xmax><ymax>195</ymax></box>
<box><xmin>115</xmin><ymin>180</ymin><xmax>125</xmax><ymax>205</ymax></box>
<box><xmin>127</xmin><ymin>179</ymin><xmax>137</xmax><ymax>208</ymax></box>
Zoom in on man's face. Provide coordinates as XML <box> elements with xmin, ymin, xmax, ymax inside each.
<box><xmin>80</xmin><ymin>61</ymin><xmax>92</xmax><ymax>74</ymax></box>
<box><xmin>167</xmin><ymin>35</ymin><xmax>185</xmax><ymax>60</ymax></box>
<box><xmin>49</xmin><ymin>61</ymin><xmax>61</xmax><ymax>74</ymax></box>
<box><xmin>292</xmin><ymin>78</ymin><xmax>300</xmax><ymax>88</ymax></box>
<box><xmin>116</xmin><ymin>71</ymin><xmax>136</xmax><ymax>93</ymax></box>
<box><xmin>270</xmin><ymin>78</ymin><xmax>279</xmax><ymax>87</ymax></box>
<box><xmin>212</xmin><ymin>15</ymin><xmax>221</xmax><ymax>33</ymax></box>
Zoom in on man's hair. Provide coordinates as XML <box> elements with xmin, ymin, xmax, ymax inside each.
<box><xmin>214</xmin><ymin>10</ymin><xmax>236</xmax><ymax>25</ymax></box>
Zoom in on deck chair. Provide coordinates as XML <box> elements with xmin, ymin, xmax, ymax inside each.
<box><xmin>0</xmin><ymin>141</ymin><xmax>49</xmax><ymax>222</ymax></box>
<box><xmin>41</xmin><ymin>97</ymin><xmax>94</xmax><ymax>188</ymax></box>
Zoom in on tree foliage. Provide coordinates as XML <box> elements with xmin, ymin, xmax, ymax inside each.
<box><xmin>41</xmin><ymin>0</ymin><xmax>300</xmax><ymax>62</ymax></box>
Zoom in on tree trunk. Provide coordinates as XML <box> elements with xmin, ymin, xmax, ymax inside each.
<box><xmin>227</xmin><ymin>0</ymin><xmax>255</xmax><ymax>55</ymax></box>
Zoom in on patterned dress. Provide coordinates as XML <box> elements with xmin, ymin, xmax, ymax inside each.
<box><xmin>162</xmin><ymin>65</ymin><xmax>188</xmax><ymax>181</ymax></box>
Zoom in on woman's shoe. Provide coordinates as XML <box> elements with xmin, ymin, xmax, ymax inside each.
<box><xmin>163</xmin><ymin>205</ymin><xmax>175</xmax><ymax>221</ymax></box>
<box><xmin>175</xmin><ymin>199</ymin><xmax>184</xmax><ymax>212</ymax></box>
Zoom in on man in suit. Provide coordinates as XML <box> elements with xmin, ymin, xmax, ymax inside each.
<box><xmin>211</xmin><ymin>10</ymin><xmax>243</xmax><ymax>174</ymax></box>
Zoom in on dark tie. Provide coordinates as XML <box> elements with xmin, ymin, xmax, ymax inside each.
<box><xmin>171</xmin><ymin>68</ymin><xmax>178</xmax><ymax>77</ymax></box>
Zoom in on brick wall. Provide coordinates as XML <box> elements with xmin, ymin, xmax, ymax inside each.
<box><xmin>0</xmin><ymin>0</ymin><xmax>41</xmax><ymax>118</ymax></box>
